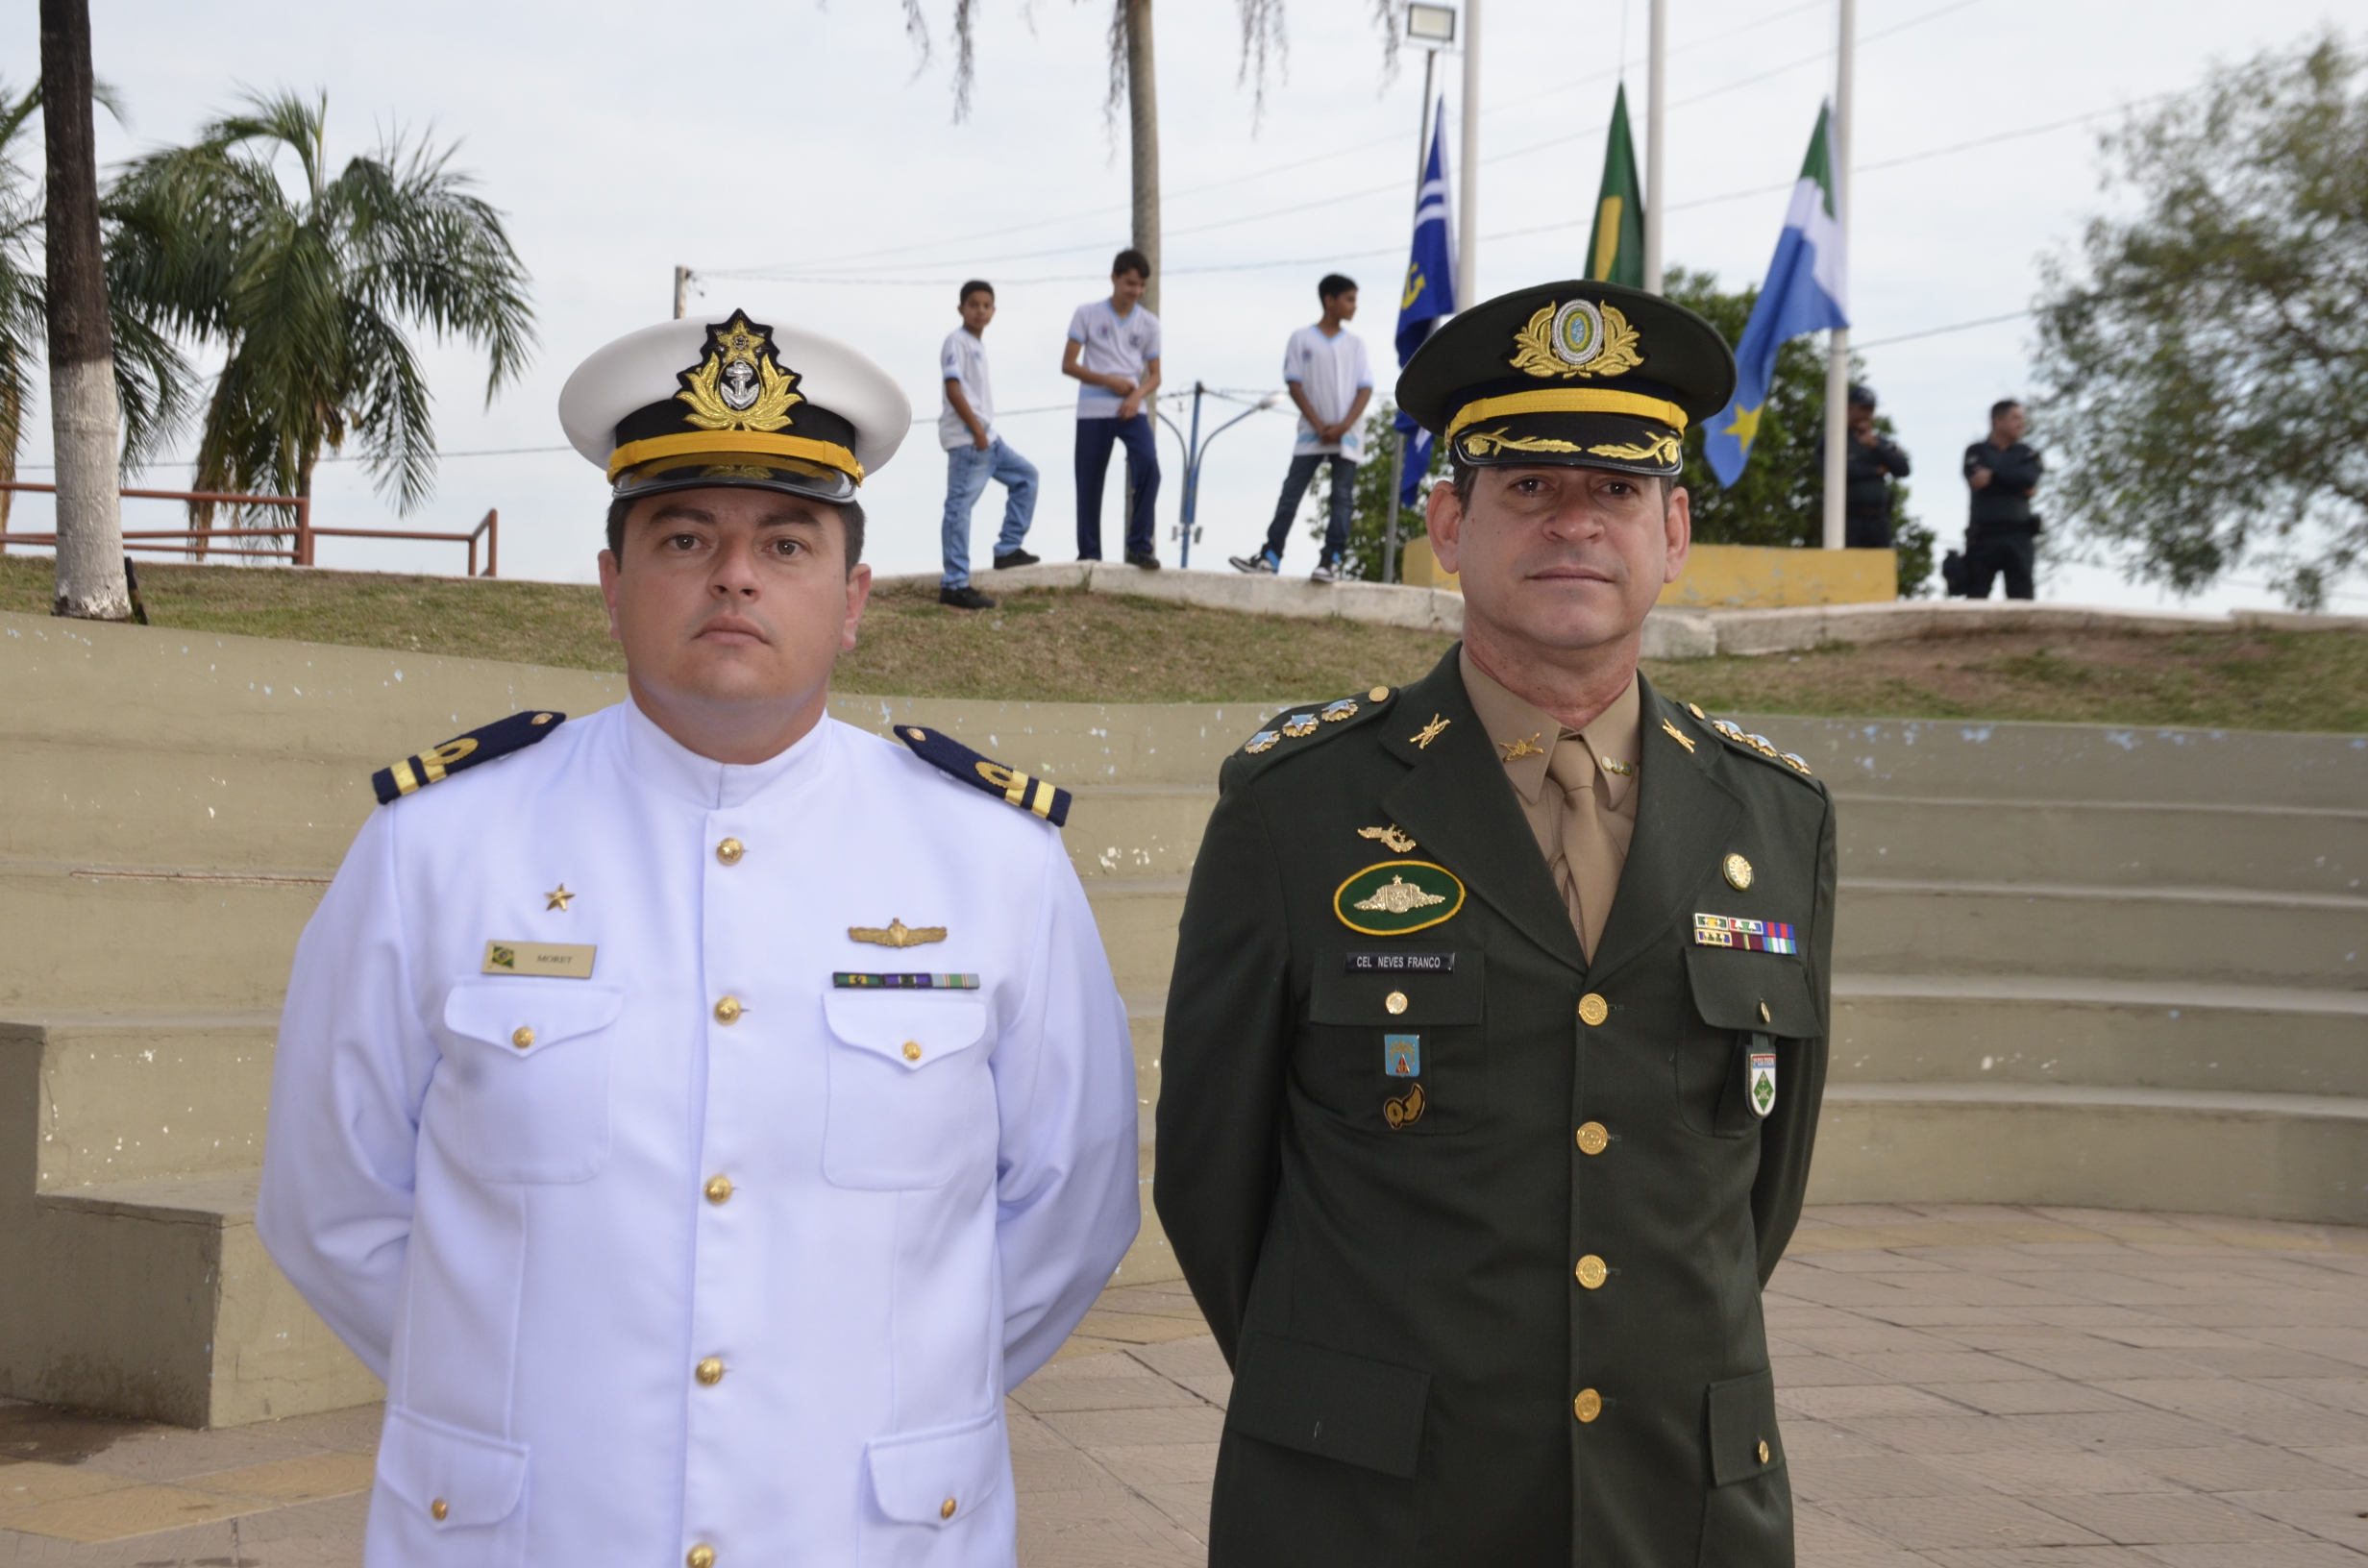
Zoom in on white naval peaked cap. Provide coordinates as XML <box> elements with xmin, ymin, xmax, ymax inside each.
<box><xmin>559</xmin><ymin>310</ymin><xmax>911</xmax><ymax>506</ymax></box>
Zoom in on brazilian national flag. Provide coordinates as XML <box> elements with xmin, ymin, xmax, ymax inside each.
<box><xmin>1590</xmin><ymin>85</ymin><xmax>1645</xmax><ymax>287</ymax></box>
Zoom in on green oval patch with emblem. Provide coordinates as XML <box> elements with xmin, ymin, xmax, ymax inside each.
<box><xmin>1333</xmin><ymin>859</ymin><xmax>1468</xmax><ymax>936</ymax></box>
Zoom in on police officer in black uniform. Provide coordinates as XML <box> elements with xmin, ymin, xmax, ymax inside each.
<box><xmin>1961</xmin><ymin>398</ymin><xmax>2043</xmax><ymax>599</ymax></box>
<box><xmin>1156</xmin><ymin>281</ymin><xmax>1834</xmax><ymax>1567</ymax></box>
<box><xmin>1814</xmin><ymin>383</ymin><xmax>1911</xmax><ymax>549</ymax></box>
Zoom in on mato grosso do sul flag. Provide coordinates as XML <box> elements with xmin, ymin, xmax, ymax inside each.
<box><xmin>1394</xmin><ymin>94</ymin><xmax>1457</xmax><ymax>506</ymax></box>
<box><xmin>1704</xmin><ymin>102</ymin><xmax>1849</xmax><ymax>486</ymax></box>
<box><xmin>1590</xmin><ymin>83</ymin><xmax>1644</xmax><ymax>288</ymax></box>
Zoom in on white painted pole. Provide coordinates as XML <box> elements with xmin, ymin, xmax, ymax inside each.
<box><xmin>1820</xmin><ymin>0</ymin><xmax>1856</xmax><ymax>551</ymax></box>
<box><xmin>1458</xmin><ymin>0</ymin><xmax>1480</xmax><ymax>306</ymax></box>
<box><xmin>1643</xmin><ymin>0</ymin><xmax>1665</xmax><ymax>293</ymax></box>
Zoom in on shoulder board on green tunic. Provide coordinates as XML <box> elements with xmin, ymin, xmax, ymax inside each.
<box><xmin>372</xmin><ymin>710</ymin><xmax>566</xmax><ymax>804</ymax></box>
<box><xmin>1678</xmin><ymin>701</ymin><xmax>1818</xmax><ymax>785</ymax></box>
<box><xmin>894</xmin><ymin>725</ymin><xmax>1073</xmax><ymax>826</ymax></box>
<box><xmin>1224</xmin><ymin>687</ymin><xmax>1399</xmax><ymax>784</ymax></box>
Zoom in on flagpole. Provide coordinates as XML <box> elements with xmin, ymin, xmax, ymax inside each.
<box><xmin>1643</xmin><ymin>0</ymin><xmax>1665</xmax><ymax>293</ymax></box>
<box><xmin>1389</xmin><ymin>45</ymin><xmax>1438</xmax><ymax>587</ymax></box>
<box><xmin>1458</xmin><ymin>0</ymin><xmax>1480</xmax><ymax>306</ymax></box>
<box><xmin>1820</xmin><ymin>0</ymin><xmax>1856</xmax><ymax>551</ymax></box>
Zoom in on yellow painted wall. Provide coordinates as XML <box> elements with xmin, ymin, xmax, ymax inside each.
<box><xmin>1398</xmin><ymin>534</ymin><xmax>1459</xmax><ymax>591</ymax></box>
<box><xmin>1398</xmin><ymin>537</ymin><xmax>1894</xmax><ymax>608</ymax></box>
<box><xmin>1657</xmin><ymin>544</ymin><xmax>1895</xmax><ymax>608</ymax></box>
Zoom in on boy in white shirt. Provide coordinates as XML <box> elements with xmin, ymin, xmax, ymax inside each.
<box><xmin>1233</xmin><ymin>274</ymin><xmax>1372</xmax><ymax>582</ymax></box>
<box><xmin>937</xmin><ymin>280</ymin><xmax>1040</xmax><ymax>609</ymax></box>
<box><xmin>1061</xmin><ymin>249</ymin><xmax>1164</xmax><ymax>569</ymax></box>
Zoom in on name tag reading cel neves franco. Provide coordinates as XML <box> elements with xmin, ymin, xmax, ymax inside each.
<box><xmin>482</xmin><ymin>942</ymin><xmax>598</xmax><ymax>979</ymax></box>
<box><xmin>1343</xmin><ymin>951</ymin><xmax>1456</xmax><ymax>974</ymax></box>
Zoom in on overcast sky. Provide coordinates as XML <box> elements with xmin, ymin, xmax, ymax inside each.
<box><xmin>9</xmin><ymin>0</ymin><xmax>2360</xmax><ymax>611</ymax></box>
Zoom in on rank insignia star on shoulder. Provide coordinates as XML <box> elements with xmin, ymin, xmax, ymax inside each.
<box><xmin>372</xmin><ymin>710</ymin><xmax>566</xmax><ymax>804</ymax></box>
<box><xmin>894</xmin><ymin>726</ymin><xmax>1072</xmax><ymax>825</ymax></box>
<box><xmin>1701</xmin><ymin>713</ymin><xmax>1813</xmax><ymax>777</ymax></box>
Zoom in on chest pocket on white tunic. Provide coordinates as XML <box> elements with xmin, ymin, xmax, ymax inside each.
<box><xmin>438</xmin><ymin>982</ymin><xmax>626</xmax><ymax>1184</ymax></box>
<box><xmin>821</xmin><ymin>992</ymin><xmax>994</xmax><ymax>1190</ymax></box>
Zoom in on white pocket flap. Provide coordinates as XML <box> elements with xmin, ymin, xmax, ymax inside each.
<box><xmin>823</xmin><ymin>992</ymin><xmax>989</xmax><ymax>1072</ymax></box>
<box><xmin>444</xmin><ymin>982</ymin><xmax>625</xmax><ymax>1055</ymax></box>
<box><xmin>864</xmin><ymin>1409</ymin><xmax>1006</xmax><ymax>1527</ymax></box>
<box><xmin>376</xmin><ymin>1405</ymin><xmax>529</xmax><ymax>1528</ymax></box>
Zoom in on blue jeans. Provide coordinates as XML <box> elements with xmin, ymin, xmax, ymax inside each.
<box><xmin>1261</xmin><ymin>452</ymin><xmax>1356</xmax><ymax>565</ymax></box>
<box><xmin>1073</xmin><ymin>414</ymin><xmax>1160</xmax><ymax>560</ymax></box>
<box><xmin>940</xmin><ymin>437</ymin><xmax>1038</xmax><ymax>588</ymax></box>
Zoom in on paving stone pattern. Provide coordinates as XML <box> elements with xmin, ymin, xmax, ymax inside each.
<box><xmin>6</xmin><ymin>1206</ymin><xmax>2367</xmax><ymax>1564</ymax></box>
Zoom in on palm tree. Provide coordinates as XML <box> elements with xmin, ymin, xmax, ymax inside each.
<box><xmin>39</xmin><ymin>0</ymin><xmax>126</xmax><ymax>615</ymax></box>
<box><xmin>0</xmin><ymin>86</ymin><xmax>48</xmax><ymax>534</ymax></box>
<box><xmin>0</xmin><ymin>81</ymin><xmax>197</xmax><ymax>535</ymax></box>
<box><xmin>104</xmin><ymin>91</ymin><xmax>533</xmax><ymax>554</ymax></box>
<box><xmin>904</xmin><ymin>1</ymin><xmax>1397</xmax><ymax>316</ymax></box>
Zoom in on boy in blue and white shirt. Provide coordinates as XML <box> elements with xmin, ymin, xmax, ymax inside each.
<box><xmin>1062</xmin><ymin>250</ymin><xmax>1164</xmax><ymax>568</ymax></box>
<box><xmin>937</xmin><ymin>280</ymin><xmax>1039</xmax><ymax>609</ymax></box>
<box><xmin>1232</xmin><ymin>275</ymin><xmax>1372</xmax><ymax>582</ymax></box>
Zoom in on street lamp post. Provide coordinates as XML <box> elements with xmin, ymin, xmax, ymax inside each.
<box><xmin>1160</xmin><ymin>382</ymin><xmax>1280</xmax><ymax>570</ymax></box>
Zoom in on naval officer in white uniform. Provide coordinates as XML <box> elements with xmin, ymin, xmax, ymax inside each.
<box><xmin>258</xmin><ymin>311</ymin><xmax>1140</xmax><ymax>1568</ymax></box>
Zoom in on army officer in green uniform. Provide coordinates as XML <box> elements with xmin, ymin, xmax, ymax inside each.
<box><xmin>1156</xmin><ymin>280</ymin><xmax>1834</xmax><ymax>1566</ymax></box>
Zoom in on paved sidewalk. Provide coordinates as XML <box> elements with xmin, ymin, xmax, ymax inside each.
<box><xmin>7</xmin><ymin>1206</ymin><xmax>2368</xmax><ymax>1564</ymax></box>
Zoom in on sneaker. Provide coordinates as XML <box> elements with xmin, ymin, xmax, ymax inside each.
<box><xmin>1310</xmin><ymin>559</ymin><xmax>1344</xmax><ymax>583</ymax></box>
<box><xmin>1124</xmin><ymin>550</ymin><xmax>1161</xmax><ymax>571</ymax></box>
<box><xmin>1229</xmin><ymin>552</ymin><xmax>1278</xmax><ymax>575</ymax></box>
<box><xmin>991</xmin><ymin>549</ymin><xmax>1040</xmax><ymax>570</ymax></box>
<box><xmin>939</xmin><ymin>585</ymin><xmax>998</xmax><ymax>610</ymax></box>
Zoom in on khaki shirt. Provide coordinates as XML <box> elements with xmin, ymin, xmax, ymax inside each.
<box><xmin>1459</xmin><ymin>648</ymin><xmax>1641</xmax><ymax>959</ymax></box>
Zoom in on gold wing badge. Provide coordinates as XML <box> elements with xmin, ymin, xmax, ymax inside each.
<box><xmin>849</xmin><ymin>919</ymin><xmax>948</xmax><ymax>948</ymax></box>
<box><xmin>1358</xmin><ymin>824</ymin><xmax>1418</xmax><ymax>853</ymax></box>
<box><xmin>678</xmin><ymin>313</ymin><xmax>803</xmax><ymax>433</ymax></box>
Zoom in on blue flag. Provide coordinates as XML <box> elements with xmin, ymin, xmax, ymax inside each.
<box><xmin>1704</xmin><ymin>103</ymin><xmax>1849</xmax><ymax>487</ymax></box>
<box><xmin>1394</xmin><ymin>95</ymin><xmax>1457</xmax><ymax>505</ymax></box>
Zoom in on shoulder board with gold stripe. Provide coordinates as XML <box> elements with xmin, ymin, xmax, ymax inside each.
<box><xmin>372</xmin><ymin>710</ymin><xmax>566</xmax><ymax>804</ymax></box>
<box><xmin>1700</xmin><ymin>710</ymin><xmax>1815</xmax><ymax>780</ymax></box>
<box><xmin>894</xmin><ymin>725</ymin><xmax>1072</xmax><ymax>826</ymax></box>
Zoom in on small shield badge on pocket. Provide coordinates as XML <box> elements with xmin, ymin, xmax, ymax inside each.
<box><xmin>1747</xmin><ymin>1049</ymin><xmax>1777</xmax><ymax>1118</ymax></box>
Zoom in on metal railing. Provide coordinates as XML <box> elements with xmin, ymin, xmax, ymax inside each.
<box><xmin>0</xmin><ymin>481</ymin><xmax>499</xmax><ymax>576</ymax></box>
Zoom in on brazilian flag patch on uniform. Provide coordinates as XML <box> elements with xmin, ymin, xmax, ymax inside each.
<box><xmin>1333</xmin><ymin>860</ymin><xmax>1467</xmax><ymax>936</ymax></box>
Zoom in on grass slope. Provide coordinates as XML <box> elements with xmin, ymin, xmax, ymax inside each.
<box><xmin>4</xmin><ymin>555</ymin><xmax>2360</xmax><ymax>731</ymax></box>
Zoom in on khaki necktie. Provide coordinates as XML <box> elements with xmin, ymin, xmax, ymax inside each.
<box><xmin>1546</xmin><ymin>736</ymin><xmax>1623</xmax><ymax>962</ymax></box>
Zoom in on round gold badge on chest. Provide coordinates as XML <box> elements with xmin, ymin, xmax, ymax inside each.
<box><xmin>1722</xmin><ymin>852</ymin><xmax>1754</xmax><ymax>891</ymax></box>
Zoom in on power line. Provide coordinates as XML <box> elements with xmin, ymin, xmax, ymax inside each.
<box><xmin>1854</xmin><ymin>308</ymin><xmax>2030</xmax><ymax>348</ymax></box>
<box><xmin>708</xmin><ymin>0</ymin><xmax>1987</xmax><ymax>282</ymax></box>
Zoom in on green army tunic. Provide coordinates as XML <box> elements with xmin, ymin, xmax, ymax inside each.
<box><xmin>1155</xmin><ymin>645</ymin><xmax>1835</xmax><ymax>1566</ymax></box>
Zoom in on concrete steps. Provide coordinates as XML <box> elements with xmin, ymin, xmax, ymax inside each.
<box><xmin>1833</xmin><ymin>877</ymin><xmax>2365</xmax><ymax>986</ymax></box>
<box><xmin>1813</xmin><ymin>1086</ymin><xmax>2368</xmax><ymax>1224</ymax></box>
<box><xmin>1835</xmin><ymin>795</ymin><xmax>2365</xmax><ymax>894</ymax></box>
<box><xmin>1832</xmin><ymin>975</ymin><xmax>2368</xmax><ymax>1096</ymax></box>
<box><xmin>1743</xmin><ymin>712</ymin><xmax>2368</xmax><ymax>1225</ymax></box>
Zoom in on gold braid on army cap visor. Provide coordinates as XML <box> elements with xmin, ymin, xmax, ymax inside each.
<box><xmin>607</xmin><ymin>430</ymin><xmax>867</xmax><ymax>483</ymax></box>
<box><xmin>1443</xmin><ymin>388</ymin><xmax>1690</xmax><ymax>445</ymax></box>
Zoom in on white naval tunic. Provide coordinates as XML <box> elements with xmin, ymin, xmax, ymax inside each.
<box><xmin>258</xmin><ymin>700</ymin><xmax>1140</xmax><ymax>1568</ymax></box>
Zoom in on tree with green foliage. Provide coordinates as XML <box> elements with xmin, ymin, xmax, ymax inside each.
<box><xmin>103</xmin><ymin>92</ymin><xmax>533</xmax><ymax>551</ymax></box>
<box><xmin>2033</xmin><ymin>31</ymin><xmax>2368</xmax><ymax>610</ymax></box>
<box><xmin>1316</xmin><ymin>267</ymin><xmax>1932</xmax><ymax>594</ymax></box>
<box><xmin>0</xmin><ymin>79</ymin><xmax>194</xmax><ymax>536</ymax></box>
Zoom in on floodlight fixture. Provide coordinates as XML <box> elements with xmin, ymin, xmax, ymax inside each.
<box><xmin>1406</xmin><ymin>4</ymin><xmax>1456</xmax><ymax>44</ymax></box>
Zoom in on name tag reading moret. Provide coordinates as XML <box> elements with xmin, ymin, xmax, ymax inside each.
<box><xmin>481</xmin><ymin>942</ymin><xmax>598</xmax><ymax>979</ymax></box>
<box><xmin>1343</xmin><ymin>951</ymin><xmax>1456</xmax><ymax>974</ymax></box>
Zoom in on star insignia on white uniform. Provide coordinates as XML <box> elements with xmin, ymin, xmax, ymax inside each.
<box><xmin>545</xmin><ymin>884</ymin><xmax>575</xmax><ymax>912</ymax></box>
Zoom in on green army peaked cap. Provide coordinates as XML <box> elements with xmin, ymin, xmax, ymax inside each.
<box><xmin>1396</xmin><ymin>280</ymin><xmax>1737</xmax><ymax>478</ymax></box>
